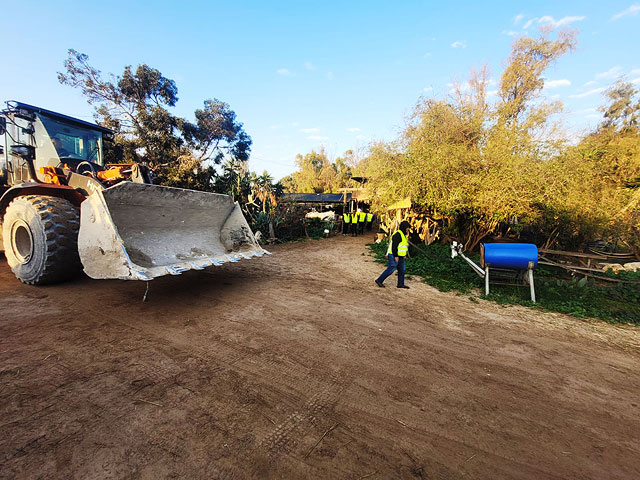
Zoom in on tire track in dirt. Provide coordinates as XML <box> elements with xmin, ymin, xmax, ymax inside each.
<box><xmin>258</xmin><ymin>369</ymin><xmax>352</xmax><ymax>457</ymax></box>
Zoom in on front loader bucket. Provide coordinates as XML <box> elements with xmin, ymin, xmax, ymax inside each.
<box><xmin>77</xmin><ymin>182</ymin><xmax>269</xmax><ymax>281</ymax></box>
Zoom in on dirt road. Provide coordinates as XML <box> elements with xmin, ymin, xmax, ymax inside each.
<box><xmin>1</xmin><ymin>235</ymin><xmax>639</xmax><ymax>479</ymax></box>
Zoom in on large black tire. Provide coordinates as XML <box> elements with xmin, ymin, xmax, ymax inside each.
<box><xmin>2</xmin><ymin>195</ymin><xmax>81</xmax><ymax>285</ymax></box>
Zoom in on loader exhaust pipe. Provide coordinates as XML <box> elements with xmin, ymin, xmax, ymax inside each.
<box><xmin>78</xmin><ymin>182</ymin><xmax>268</xmax><ymax>280</ymax></box>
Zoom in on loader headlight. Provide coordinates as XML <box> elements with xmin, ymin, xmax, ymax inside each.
<box><xmin>10</xmin><ymin>144</ymin><xmax>36</xmax><ymax>160</ymax></box>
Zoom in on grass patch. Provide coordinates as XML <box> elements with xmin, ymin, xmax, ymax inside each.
<box><xmin>368</xmin><ymin>242</ymin><xmax>640</xmax><ymax>324</ymax></box>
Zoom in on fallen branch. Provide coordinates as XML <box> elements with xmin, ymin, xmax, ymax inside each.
<box><xmin>261</xmin><ymin>413</ymin><xmax>277</xmax><ymax>426</ymax></box>
<box><xmin>393</xmin><ymin>417</ymin><xmax>410</xmax><ymax>428</ymax></box>
<box><xmin>304</xmin><ymin>422</ymin><xmax>339</xmax><ymax>458</ymax></box>
<box><xmin>357</xmin><ymin>472</ymin><xmax>378</xmax><ymax>480</ymax></box>
<box><xmin>134</xmin><ymin>398</ymin><xmax>163</xmax><ymax>407</ymax></box>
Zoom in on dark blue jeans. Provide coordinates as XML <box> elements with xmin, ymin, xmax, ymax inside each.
<box><xmin>376</xmin><ymin>254</ymin><xmax>405</xmax><ymax>286</ymax></box>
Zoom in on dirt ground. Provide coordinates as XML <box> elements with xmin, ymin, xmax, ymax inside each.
<box><xmin>1</xmin><ymin>234</ymin><xmax>639</xmax><ymax>479</ymax></box>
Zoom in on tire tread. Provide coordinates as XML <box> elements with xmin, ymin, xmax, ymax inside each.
<box><xmin>4</xmin><ymin>195</ymin><xmax>81</xmax><ymax>285</ymax></box>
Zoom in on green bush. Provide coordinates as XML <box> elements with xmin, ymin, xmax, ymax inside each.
<box><xmin>305</xmin><ymin>218</ymin><xmax>334</xmax><ymax>239</ymax></box>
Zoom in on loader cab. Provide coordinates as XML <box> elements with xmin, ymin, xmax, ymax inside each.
<box><xmin>40</xmin><ymin>115</ymin><xmax>105</xmax><ymax>167</ymax></box>
<box><xmin>0</xmin><ymin>101</ymin><xmax>111</xmax><ymax>185</ymax></box>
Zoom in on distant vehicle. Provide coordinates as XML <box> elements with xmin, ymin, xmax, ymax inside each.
<box><xmin>305</xmin><ymin>210</ymin><xmax>336</xmax><ymax>222</ymax></box>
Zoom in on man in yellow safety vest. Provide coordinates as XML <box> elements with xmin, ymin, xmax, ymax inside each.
<box><xmin>357</xmin><ymin>209</ymin><xmax>366</xmax><ymax>235</ymax></box>
<box><xmin>375</xmin><ymin>221</ymin><xmax>411</xmax><ymax>289</ymax></box>
<box><xmin>350</xmin><ymin>210</ymin><xmax>357</xmax><ymax>236</ymax></box>
<box><xmin>342</xmin><ymin>211</ymin><xmax>350</xmax><ymax>236</ymax></box>
<box><xmin>366</xmin><ymin>212</ymin><xmax>374</xmax><ymax>231</ymax></box>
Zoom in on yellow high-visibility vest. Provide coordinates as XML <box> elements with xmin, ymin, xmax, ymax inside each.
<box><xmin>386</xmin><ymin>230</ymin><xmax>409</xmax><ymax>257</ymax></box>
<box><xmin>358</xmin><ymin>211</ymin><xmax>366</xmax><ymax>222</ymax></box>
<box><xmin>366</xmin><ymin>213</ymin><xmax>373</xmax><ymax>222</ymax></box>
<box><xmin>344</xmin><ymin>213</ymin><xmax>351</xmax><ymax>223</ymax></box>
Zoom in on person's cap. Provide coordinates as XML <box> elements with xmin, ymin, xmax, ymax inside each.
<box><xmin>399</xmin><ymin>221</ymin><xmax>411</xmax><ymax>232</ymax></box>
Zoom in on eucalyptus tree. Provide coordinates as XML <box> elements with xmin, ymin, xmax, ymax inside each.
<box><xmin>58</xmin><ymin>49</ymin><xmax>251</xmax><ymax>190</ymax></box>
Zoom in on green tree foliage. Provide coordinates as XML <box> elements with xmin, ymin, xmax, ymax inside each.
<box><xmin>58</xmin><ymin>49</ymin><xmax>251</xmax><ymax>190</ymax></box>
<box><xmin>496</xmin><ymin>28</ymin><xmax>576</xmax><ymax>131</ymax></box>
<box><xmin>363</xmin><ymin>25</ymin><xmax>640</xmax><ymax>258</ymax></box>
<box><xmin>505</xmin><ymin>82</ymin><xmax>640</xmax><ymax>252</ymax></box>
<box><xmin>599</xmin><ymin>79</ymin><xmax>640</xmax><ymax>131</ymax></box>
<box><xmin>363</xmin><ymin>29</ymin><xmax>581</xmax><ymax>251</ymax></box>
<box><xmin>555</xmin><ymin>80</ymin><xmax>640</xmax><ymax>254</ymax></box>
<box><xmin>253</xmin><ymin>171</ymin><xmax>278</xmax><ymax>213</ymax></box>
<box><xmin>282</xmin><ymin>147</ymin><xmax>353</xmax><ymax>193</ymax></box>
<box><xmin>182</xmin><ymin>99</ymin><xmax>252</xmax><ymax>164</ymax></box>
<box><xmin>209</xmin><ymin>158</ymin><xmax>284</xmax><ymax>238</ymax></box>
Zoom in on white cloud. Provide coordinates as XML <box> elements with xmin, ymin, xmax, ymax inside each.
<box><xmin>277</xmin><ymin>68</ymin><xmax>294</xmax><ymax>77</ymax></box>
<box><xmin>487</xmin><ymin>90</ymin><xmax>499</xmax><ymax>97</ymax></box>
<box><xmin>347</xmin><ymin>127</ymin><xmax>361</xmax><ymax>132</ymax></box>
<box><xmin>543</xmin><ymin>15</ymin><xmax>586</xmax><ymax>27</ymax></box>
<box><xmin>630</xmin><ymin>68</ymin><xmax>640</xmax><ymax>76</ymax></box>
<box><xmin>355</xmin><ymin>135</ymin><xmax>366</xmax><ymax>140</ymax></box>
<box><xmin>423</xmin><ymin>52</ymin><xmax>432</xmax><ymax>58</ymax></box>
<box><xmin>586</xmin><ymin>114</ymin><xmax>601</xmax><ymax>119</ymax></box>
<box><xmin>300</xmin><ymin>128</ymin><xmax>320</xmax><ymax>133</ymax></box>
<box><xmin>632</xmin><ymin>77</ymin><xmax>640</xmax><ymax>84</ymax></box>
<box><xmin>269</xmin><ymin>124</ymin><xmax>281</xmax><ymax>130</ymax></box>
<box><xmin>584</xmin><ymin>80</ymin><xmax>597</xmax><ymax>86</ymax></box>
<box><xmin>307</xmin><ymin>135</ymin><xmax>328</xmax><ymax>141</ymax></box>
<box><xmin>544</xmin><ymin>79</ymin><xmax>571</xmax><ymax>88</ymax></box>
<box><xmin>423</xmin><ymin>86</ymin><xmax>433</xmax><ymax>92</ymax></box>
<box><xmin>326</xmin><ymin>71</ymin><xmax>334</xmax><ymax>80</ymax></box>
<box><xmin>596</xmin><ymin>66</ymin><xmax>623</xmax><ymax>79</ymax></box>
<box><xmin>514</xmin><ymin>13</ymin><xmax>525</xmax><ymax>25</ymax></box>
<box><xmin>304</xmin><ymin>61</ymin><xmax>316</xmax><ymax>70</ymax></box>
<box><xmin>611</xmin><ymin>4</ymin><xmax>640</xmax><ymax>21</ymax></box>
<box><xmin>502</xmin><ymin>30</ymin><xmax>519</xmax><ymax>37</ymax></box>
<box><xmin>289</xmin><ymin>122</ymin><xmax>300</xmax><ymax>127</ymax></box>
<box><xmin>451</xmin><ymin>41</ymin><xmax>466</xmax><ymax>49</ymax></box>
<box><xmin>523</xmin><ymin>15</ymin><xmax>585</xmax><ymax>29</ymax></box>
<box><xmin>569</xmin><ymin>87</ymin><xmax>606</xmax><ymax>98</ymax></box>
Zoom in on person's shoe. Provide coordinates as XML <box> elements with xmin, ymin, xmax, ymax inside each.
<box><xmin>375</xmin><ymin>280</ymin><xmax>385</xmax><ymax>288</ymax></box>
<box><xmin>397</xmin><ymin>285</ymin><xmax>409</xmax><ymax>289</ymax></box>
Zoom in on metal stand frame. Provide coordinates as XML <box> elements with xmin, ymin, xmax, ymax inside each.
<box><xmin>452</xmin><ymin>242</ymin><xmax>536</xmax><ymax>303</ymax></box>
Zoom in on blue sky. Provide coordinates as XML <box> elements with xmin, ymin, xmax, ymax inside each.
<box><xmin>2</xmin><ymin>1</ymin><xmax>639</xmax><ymax>180</ymax></box>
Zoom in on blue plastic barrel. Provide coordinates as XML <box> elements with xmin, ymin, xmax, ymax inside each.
<box><xmin>481</xmin><ymin>243</ymin><xmax>538</xmax><ymax>269</ymax></box>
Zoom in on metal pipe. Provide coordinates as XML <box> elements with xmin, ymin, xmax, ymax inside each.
<box><xmin>485</xmin><ymin>266</ymin><xmax>490</xmax><ymax>296</ymax></box>
<box><xmin>459</xmin><ymin>250</ymin><xmax>486</xmax><ymax>278</ymax></box>
<box><xmin>528</xmin><ymin>261</ymin><xmax>536</xmax><ymax>303</ymax></box>
<box><xmin>451</xmin><ymin>241</ymin><xmax>485</xmax><ymax>278</ymax></box>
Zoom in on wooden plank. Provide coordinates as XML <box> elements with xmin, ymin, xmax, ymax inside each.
<box><xmin>538</xmin><ymin>260</ymin><xmax>605</xmax><ymax>273</ymax></box>
<box><xmin>538</xmin><ymin>248</ymin><xmax>607</xmax><ymax>260</ymax></box>
<box><xmin>539</xmin><ymin>257</ymin><xmax>640</xmax><ymax>284</ymax></box>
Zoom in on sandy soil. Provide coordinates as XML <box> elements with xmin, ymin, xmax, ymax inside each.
<box><xmin>1</xmin><ymin>234</ymin><xmax>639</xmax><ymax>479</ymax></box>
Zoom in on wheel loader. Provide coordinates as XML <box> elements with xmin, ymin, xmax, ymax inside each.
<box><xmin>0</xmin><ymin>101</ymin><xmax>267</xmax><ymax>285</ymax></box>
